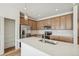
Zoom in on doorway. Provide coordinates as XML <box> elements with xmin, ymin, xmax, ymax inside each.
<box><xmin>4</xmin><ymin>18</ymin><xmax>15</xmax><ymax>53</ymax></box>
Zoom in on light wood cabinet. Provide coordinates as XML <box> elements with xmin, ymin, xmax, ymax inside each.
<box><xmin>41</xmin><ymin>20</ymin><xmax>46</xmax><ymax>26</ymax></box>
<box><xmin>28</xmin><ymin>19</ymin><xmax>33</xmax><ymax>29</ymax></box>
<box><xmin>28</xmin><ymin>19</ymin><xmax>37</xmax><ymax>30</ymax></box>
<box><xmin>65</xmin><ymin>14</ymin><xmax>73</xmax><ymax>30</ymax></box>
<box><xmin>20</xmin><ymin>17</ymin><xmax>28</xmax><ymax>25</ymax></box>
<box><xmin>51</xmin><ymin>17</ymin><xmax>60</xmax><ymax>29</ymax></box>
<box><xmin>60</xmin><ymin>15</ymin><xmax>66</xmax><ymax>29</ymax></box>
<box><xmin>50</xmin><ymin>35</ymin><xmax>73</xmax><ymax>43</ymax></box>
<box><xmin>37</xmin><ymin>22</ymin><xmax>39</xmax><ymax>30</ymax></box>
<box><xmin>54</xmin><ymin>17</ymin><xmax>60</xmax><ymax>29</ymax></box>
<box><xmin>20</xmin><ymin>18</ymin><xmax>37</xmax><ymax>30</ymax></box>
<box><xmin>51</xmin><ymin>15</ymin><xmax>73</xmax><ymax>30</ymax></box>
<box><xmin>51</xmin><ymin>18</ymin><xmax>55</xmax><ymax>29</ymax></box>
<box><xmin>37</xmin><ymin>21</ymin><xmax>43</xmax><ymax>30</ymax></box>
<box><xmin>32</xmin><ymin>21</ymin><xmax>37</xmax><ymax>30</ymax></box>
<box><xmin>37</xmin><ymin>19</ymin><xmax>51</xmax><ymax>30</ymax></box>
<box><xmin>43</xmin><ymin>19</ymin><xmax>51</xmax><ymax>26</ymax></box>
<box><xmin>37</xmin><ymin>14</ymin><xmax>73</xmax><ymax>30</ymax></box>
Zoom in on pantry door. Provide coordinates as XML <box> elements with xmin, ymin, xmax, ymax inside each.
<box><xmin>0</xmin><ymin>17</ymin><xmax>4</xmax><ymax>55</ymax></box>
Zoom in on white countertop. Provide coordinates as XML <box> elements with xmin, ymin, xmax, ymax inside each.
<box><xmin>21</xmin><ymin>37</ymin><xmax>79</xmax><ymax>56</ymax></box>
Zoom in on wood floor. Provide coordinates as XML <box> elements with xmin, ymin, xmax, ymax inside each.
<box><xmin>3</xmin><ymin>47</ymin><xmax>21</xmax><ymax>56</ymax></box>
<box><xmin>78</xmin><ymin>37</ymin><xmax>79</xmax><ymax>44</ymax></box>
<box><xmin>4</xmin><ymin>47</ymin><xmax>15</xmax><ymax>53</ymax></box>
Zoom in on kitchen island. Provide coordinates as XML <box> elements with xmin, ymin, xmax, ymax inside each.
<box><xmin>21</xmin><ymin>37</ymin><xmax>79</xmax><ymax>56</ymax></box>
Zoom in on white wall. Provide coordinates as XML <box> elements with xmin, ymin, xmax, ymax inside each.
<box><xmin>0</xmin><ymin>3</ymin><xmax>25</xmax><ymax>51</ymax></box>
<box><xmin>0</xmin><ymin>3</ymin><xmax>25</xmax><ymax>19</ymax></box>
<box><xmin>73</xmin><ymin>5</ymin><xmax>78</xmax><ymax>45</ymax></box>
<box><xmin>0</xmin><ymin>4</ymin><xmax>18</xmax><ymax>19</ymax></box>
<box><xmin>78</xmin><ymin>6</ymin><xmax>79</xmax><ymax>37</ymax></box>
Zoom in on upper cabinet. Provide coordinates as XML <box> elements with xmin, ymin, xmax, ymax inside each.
<box><xmin>20</xmin><ymin>18</ymin><xmax>37</xmax><ymax>30</ymax></box>
<box><xmin>20</xmin><ymin>17</ymin><xmax>28</xmax><ymax>25</ymax></box>
<box><xmin>43</xmin><ymin>19</ymin><xmax>51</xmax><ymax>26</ymax></box>
<box><xmin>37</xmin><ymin>21</ymin><xmax>43</xmax><ymax>30</ymax></box>
<box><xmin>51</xmin><ymin>17</ymin><xmax>60</xmax><ymax>30</ymax></box>
<box><xmin>65</xmin><ymin>14</ymin><xmax>73</xmax><ymax>30</ymax></box>
<box><xmin>54</xmin><ymin>17</ymin><xmax>60</xmax><ymax>29</ymax></box>
<box><xmin>51</xmin><ymin>18</ymin><xmax>55</xmax><ymax>29</ymax></box>
<box><xmin>37</xmin><ymin>19</ymin><xmax>51</xmax><ymax>30</ymax></box>
<box><xmin>28</xmin><ymin>19</ymin><xmax>33</xmax><ymax>29</ymax></box>
<box><xmin>60</xmin><ymin>15</ymin><xmax>66</xmax><ymax>29</ymax></box>
<box><xmin>28</xmin><ymin>19</ymin><xmax>37</xmax><ymax>30</ymax></box>
<box><xmin>41</xmin><ymin>20</ymin><xmax>46</xmax><ymax>26</ymax></box>
<box><xmin>20</xmin><ymin>14</ymin><xmax>73</xmax><ymax>30</ymax></box>
<box><xmin>60</xmin><ymin>14</ymin><xmax>73</xmax><ymax>30</ymax></box>
<box><xmin>37</xmin><ymin>14</ymin><xmax>73</xmax><ymax>30</ymax></box>
<box><xmin>32</xmin><ymin>20</ymin><xmax>37</xmax><ymax>30</ymax></box>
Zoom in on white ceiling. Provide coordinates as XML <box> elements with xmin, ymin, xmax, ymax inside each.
<box><xmin>0</xmin><ymin>3</ymin><xmax>75</xmax><ymax>20</ymax></box>
<box><xmin>21</xmin><ymin>3</ymin><xmax>74</xmax><ymax>20</ymax></box>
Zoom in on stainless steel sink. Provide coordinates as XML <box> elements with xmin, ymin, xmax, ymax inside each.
<box><xmin>39</xmin><ymin>39</ymin><xmax>57</xmax><ymax>45</ymax></box>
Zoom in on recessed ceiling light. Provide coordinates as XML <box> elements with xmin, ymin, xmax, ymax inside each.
<box><xmin>24</xmin><ymin>8</ymin><xmax>27</xmax><ymax>10</ymax></box>
<box><xmin>38</xmin><ymin>15</ymin><xmax>40</xmax><ymax>16</ymax></box>
<box><xmin>56</xmin><ymin>9</ymin><xmax>59</xmax><ymax>11</ymax></box>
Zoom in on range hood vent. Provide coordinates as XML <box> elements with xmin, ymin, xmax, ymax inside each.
<box><xmin>44</xmin><ymin>26</ymin><xmax>51</xmax><ymax>30</ymax></box>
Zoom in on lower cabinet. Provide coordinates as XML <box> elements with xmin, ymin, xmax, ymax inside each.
<box><xmin>50</xmin><ymin>35</ymin><xmax>73</xmax><ymax>43</ymax></box>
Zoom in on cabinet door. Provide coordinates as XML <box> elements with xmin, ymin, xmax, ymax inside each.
<box><xmin>43</xmin><ymin>19</ymin><xmax>51</xmax><ymax>26</ymax></box>
<box><xmin>39</xmin><ymin>19</ymin><xmax>51</xmax><ymax>29</ymax></box>
<box><xmin>37</xmin><ymin>22</ymin><xmax>39</xmax><ymax>30</ymax></box>
<box><xmin>20</xmin><ymin>17</ymin><xmax>25</xmax><ymax>25</ymax></box>
<box><xmin>25</xmin><ymin>20</ymin><xmax>28</xmax><ymax>25</ymax></box>
<box><xmin>32</xmin><ymin>21</ymin><xmax>37</xmax><ymax>30</ymax></box>
<box><xmin>51</xmin><ymin>18</ymin><xmax>55</xmax><ymax>29</ymax></box>
<box><xmin>20</xmin><ymin>17</ymin><xmax>28</xmax><ymax>25</ymax></box>
<box><xmin>47</xmin><ymin>19</ymin><xmax>51</xmax><ymax>26</ymax></box>
<box><xmin>54</xmin><ymin>17</ymin><xmax>60</xmax><ymax>29</ymax></box>
<box><xmin>37</xmin><ymin>21</ymin><xmax>42</xmax><ymax>30</ymax></box>
<box><xmin>40</xmin><ymin>21</ymin><xmax>44</xmax><ymax>30</ymax></box>
<box><xmin>28</xmin><ymin>20</ymin><xmax>37</xmax><ymax>30</ymax></box>
<box><xmin>65</xmin><ymin>14</ymin><xmax>73</xmax><ymax>30</ymax></box>
<box><xmin>45</xmin><ymin>19</ymin><xmax>51</xmax><ymax>26</ymax></box>
<box><xmin>28</xmin><ymin>19</ymin><xmax>33</xmax><ymax>29</ymax></box>
<box><xmin>60</xmin><ymin>16</ymin><xmax>66</xmax><ymax>29</ymax></box>
<box><xmin>34</xmin><ymin>21</ymin><xmax>37</xmax><ymax>30</ymax></box>
<box><xmin>41</xmin><ymin>20</ymin><xmax>45</xmax><ymax>27</ymax></box>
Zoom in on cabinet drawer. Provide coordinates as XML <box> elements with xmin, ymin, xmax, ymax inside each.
<box><xmin>50</xmin><ymin>35</ymin><xmax>73</xmax><ymax>43</ymax></box>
